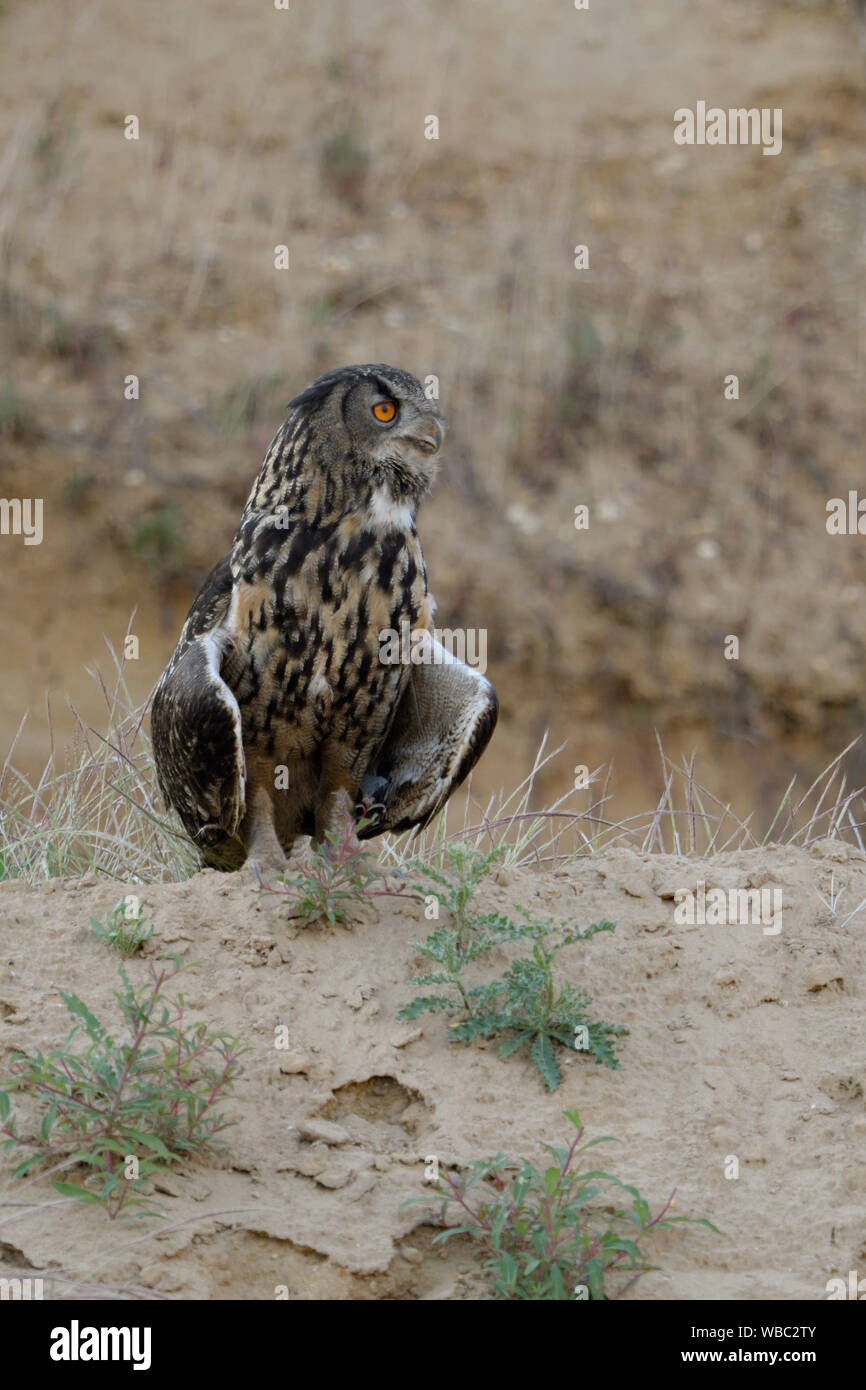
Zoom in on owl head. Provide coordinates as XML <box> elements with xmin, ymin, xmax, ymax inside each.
<box><xmin>287</xmin><ymin>364</ymin><xmax>444</xmax><ymax>499</ymax></box>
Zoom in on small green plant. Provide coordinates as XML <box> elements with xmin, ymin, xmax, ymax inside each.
<box><xmin>129</xmin><ymin>506</ymin><xmax>184</xmax><ymax>585</ymax></box>
<box><xmin>320</xmin><ymin>125</ymin><xmax>369</xmax><ymax>206</ymax></box>
<box><xmin>324</xmin><ymin>55</ymin><xmax>347</xmax><ymax>82</ymax></box>
<box><xmin>43</xmin><ymin>302</ymin><xmax>69</xmax><ymax>355</ymax></box>
<box><xmin>272</xmin><ymin>814</ymin><xmax>399</xmax><ymax>929</ymax></box>
<box><xmin>399</xmin><ymin>914</ymin><xmax>622</xmax><ymax>1089</ymax></box>
<box><xmin>33</xmin><ymin>117</ymin><xmax>77</xmax><ymax>186</ymax></box>
<box><xmin>90</xmin><ymin>897</ymin><xmax>154</xmax><ymax>956</ymax></box>
<box><xmin>398</xmin><ymin>846</ymin><xmax>624</xmax><ymax>1089</ymax></box>
<box><xmin>413</xmin><ymin>844</ymin><xmax>509</xmax><ymax>943</ymax></box>
<box><xmin>63</xmin><ymin>469</ymin><xmax>95</xmax><ymax>510</ymax></box>
<box><xmin>407</xmin><ymin>1110</ymin><xmax>718</xmax><ymax>1300</ymax></box>
<box><xmin>0</xmin><ymin>380</ymin><xmax>37</xmax><ymax>441</ymax></box>
<box><xmin>458</xmin><ymin>918</ymin><xmax>623</xmax><ymax>1085</ymax></box>
<box><xmin>0</xmin><ymin>958</ymin><xmax>244</xmax><ymax>1219</ymax></box>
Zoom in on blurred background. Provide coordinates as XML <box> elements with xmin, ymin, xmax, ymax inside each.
<box><xmin>0</xmin><ymin>0</ymin><xmax>864</xmax><ymax>834</ymax></box>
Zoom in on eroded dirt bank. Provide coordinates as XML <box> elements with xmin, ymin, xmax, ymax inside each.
<box><xmin>0</xmin><ymin>841</ymin><xmax>863</xmax><ymax>1300</ymax></box>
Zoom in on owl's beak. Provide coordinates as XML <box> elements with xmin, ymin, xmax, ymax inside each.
<box><xmin>405</xmin><ymin>417</ymin><xmax>444</xmax><ymax>455</ymax></box>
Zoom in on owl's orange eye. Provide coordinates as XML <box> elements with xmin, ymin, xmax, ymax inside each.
<box><xmin>372</xmin><ymin>400</ymin><xmax>397</xmax><ymax>422</ymax></box>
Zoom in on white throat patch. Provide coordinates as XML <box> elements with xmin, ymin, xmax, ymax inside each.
<box><xmin>367</xmin><ymin>487</ymin><xmax>414</xmax><ymax>533</ymax></box>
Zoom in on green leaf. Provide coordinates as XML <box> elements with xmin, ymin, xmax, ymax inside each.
<box><xmin>530</xmin><ymin>1032</ymin><xmax>562</xmax><ymax>1092</ymax></box>
<box><xmin>549</xmin><ymin>1263</ymin><xmax>566</xmax><ymax>1300</ymax></box>
<box><xmin>59</xmin><ymin>992</ymin><xmax>109</xmax><ymax>1044</ymax></box>
<box><xmin>584</xmin><ymin>1256</ymin><xmax>605</xmax><ymax>1301</ymax></box>
<box><xmin>544</xmin><ymin>1166</ymin><xmax>561</xmax><ymax>1195</ymax></box>
<box><xmin>511</xmin><ymin>1177</ymin><xmax>530</xmax><ymax>1207</ymax></box>
<box><xmin>123</xmin><ymin>1131</ymin><xmax>176</xmax><ymax>1161</ymax></box>
<box><xmin>12</xmin><ymin>1152</ymin><xmax>48</xmax><ymax>1178</ymax></box>
<box><xmin>604</xmin><ymin>1236</ymin><xmax>641</xmax><ymax>1259</ymax></box>
<box><xmin>662</xmin><ymin>1216</ymin><xmax>721</xmax><ymax>1234</ymax></box>
<box><xmin>51</xmin><ymin>1180</ymin><xmax>105</xmax><ymax>1204</ymax></box>
<box><xmin>491</xmin><ymin>1205</ymin><xmax>508</xmax><ymax>1246</ymax></box>
<box><xmin>39</xmin><ymin>1101</ymin><xmax>58</xmax><ymax>1141</ymax></box>
<box><xmin>431</xmin><ymin>1225</ymin><xmax>476</xmax><ymax>1244</ymax></box>
<box><xmin>89</xmin><ymin>1138</ymin><xmax>135</xmax><ymax>1158</ymax></box>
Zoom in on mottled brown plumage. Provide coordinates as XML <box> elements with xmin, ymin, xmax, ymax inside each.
<box><xmin>151</xmin><ymin>364</ymin><xmax>497</xmax><ymax>878</ymax></box>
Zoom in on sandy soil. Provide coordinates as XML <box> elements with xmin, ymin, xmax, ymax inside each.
<box><xmin>1</xmin><ymin>840</ymin><xmax>863</xmax><ymax>1300</ymax></box>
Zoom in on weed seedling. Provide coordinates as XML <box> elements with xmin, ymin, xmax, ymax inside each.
<box><xmin>90</xmin><ymin>897</ymin><xmax>154</xmax><ymax>956</ymax></box>
<box><xmin>274</xmin><ymin>812</ymin><xmax>402</xmax><ymax>930</ymax></box>
<box><xmin>0</xmin><ymin>958</ymin><xmax>244</xmax><ymax>1219</ymax></box>
<box><xmin>406</xmin><ymin>1109</ymin><xmax>718</xmax><ymax>1299</ymax></box>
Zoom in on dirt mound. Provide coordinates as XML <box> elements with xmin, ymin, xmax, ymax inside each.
<box><xmin>1</xmin><ymin>841</ymin><xmax>863</xmax><ymax>1300</ymax></box>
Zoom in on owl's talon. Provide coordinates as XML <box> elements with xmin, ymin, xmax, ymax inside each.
<box><xmin>242</xmin><ymin>855</ymin><xmax>286</xmax><ymax>890</ymax></box>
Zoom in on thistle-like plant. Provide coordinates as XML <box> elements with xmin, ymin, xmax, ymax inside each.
<box><xmin>399</xmin><ymin>844</ymin><xmax>624</xmax><ymax>1089</ymax></box>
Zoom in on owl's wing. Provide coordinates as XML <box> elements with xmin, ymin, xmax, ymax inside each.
<box><xmin>357</xmin><ymin>638</ymin><xmax>498</xmax><ymax>838</ymax></box>
<box><xmin>150</xmin><ymin>555</ymin><xmax>246</xmax><ymax>853</ymax></box>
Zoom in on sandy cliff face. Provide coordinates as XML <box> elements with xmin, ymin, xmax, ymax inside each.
<box><xmin>1</xmin><ymin>840</ymin><xmax>862</xmax><ymax>1300</ymax></box>
<box><xmin>1</xmin><ymin>0</ymin><xmax>864</xmax><ymax>827</ymax></box>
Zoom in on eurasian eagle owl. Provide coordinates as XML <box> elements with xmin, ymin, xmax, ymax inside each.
<box><xmin>151</xmin><ymin>364</ymin><xmax>498</xmax><ymax>880</ymax></box>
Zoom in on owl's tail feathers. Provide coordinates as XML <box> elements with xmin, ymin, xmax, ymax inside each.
<box><xmin>356</xmin><ymin>640</ymin><xmax>498</xmax><ymax>839</ymax></box>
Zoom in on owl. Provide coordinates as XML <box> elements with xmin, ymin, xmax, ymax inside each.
<box><xmin>151</xmin><ymin>364</ymin><xmax>498</xmax><ymax>880</ymax></box>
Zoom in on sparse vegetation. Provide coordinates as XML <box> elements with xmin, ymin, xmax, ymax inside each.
<box><xmin>407</xmin><ymin>1109</ymin><xmax>719</xmax><ymax>1300</ymax></box>
<box><xmin>0</xmin><ymin>379</ymin><xmax>38</xmax><ymax>441</ymax></box>
<box><xmin>0</xmin><ymin>648</ymin><xmax>197</xmax><ymax>884</ymax></box>
<box><xmin>62</xmin><ymin>469</ymin><xmax>96</xmax><ymax>510</ymax></box>
<box><xmin>220</xmin><ymin>372</ymin><xmax>287</xmax><ymax>439</ymax></box>
<box><xmin>129</xmin><ymin>507</ymin><xmax>185</xmax><ymax>586</ymax></box>
<box><xmin>1</xmin><ymin>652</ymin><xmax>864</xmax><ymax>889</ymax></box>
<box><xmin>91</xmin><ymin>897</ymin><xmax>154</xmax><ymax>956</ymax></box>
<box><xmin>412</xmin><ymin>842</ymin><xmax>509</xmax><ymax>942</ymax></box>
<box><xmin>0</xmin><ymin>958</ymin><xmax>245</xmax><ymax>1220</ymax></box>
<box><xmin>319</xmin><ymin>125</ymin><xmax>369</xmax><ymax>207</ymax></box>
<box><xmin>398</xmin><ymin>845</ymin><xmax>624</xmax><ymax>1089</ymax></box>
<box><xmin>383</xmin><ymin>730</ymin><xmax>866</xmax><ymax>869</ymax></box>
<box><xmin>33</xmin><ymin>114</ymin><xmax>77</xmax><ymax>186</ymax></box>
<box><xmin>273</xmin><ymin>813</ymin><xmax>399</xmax><ymax>929</ymax></box>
